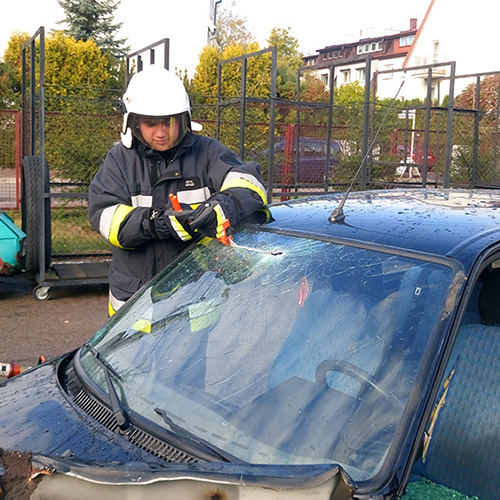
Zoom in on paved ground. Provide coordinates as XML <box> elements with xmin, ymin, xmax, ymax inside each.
<box><xmin>0</xmin><ymin>273</ymin><xmax>109</xmax><ymax>367</ymax></box>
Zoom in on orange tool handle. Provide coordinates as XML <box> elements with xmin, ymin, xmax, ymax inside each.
<box><xmin>169</xmin><ymin>193</ymin><xmax>182</xmax><ymax>211</ymax></box>
<box><xmin>219</xmin><ymin>219</ymin><xmax>233</xmax><ymax>245</ymax></box>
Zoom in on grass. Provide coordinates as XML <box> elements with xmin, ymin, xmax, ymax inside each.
<box><xmin>6</xmin><ymin>207</ymin><xmax>111</xmax><ymax>256</ymax></box>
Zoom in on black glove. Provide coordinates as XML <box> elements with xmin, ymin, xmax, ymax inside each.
<box><xmin>149</xmin><ymin>204</ymin><xmax>196</xmax><ymax>242</ymax></box>
<box><xmin>188</xmin><ymin>197</ymin><xmax>231</xmax><ymax>240</ymax></box>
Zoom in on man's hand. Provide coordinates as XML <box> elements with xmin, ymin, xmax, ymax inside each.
<box><xmin>188</xmin><ymin>198</ymin><xmax>230</xmax><ymax>240</ymax></box>
<box><xmin>148</xmin><ymin>205</ymin><xmax>195</xmax><ymax>242</ymax></box>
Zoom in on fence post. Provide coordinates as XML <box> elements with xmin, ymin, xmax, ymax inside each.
<box><xmin>495</xmin><ymin>80</ymin><xmax>500</xmax><ymax>174</ymax></box>
<box><xmin>239</xmin><ymin>57</ymin><xmax>247</xmax><ymax>159</ymax></box>
<box><xmin>360</xmin><ymin>56</ymin><xmax>372</xmax><ymax>189</ymax></box>
<box><xmin>281</xmin><ymin>124</ymin><xmax>295</xmax><ymax>201</ymax></box>
<box><xmin>421</xmin><ymin>66</ymin><xmax>433</xmax><ymax>187</ymax></box>
<box><xmin>324</xmin><ymin>65</ymin><xmax>335</xmax><ymax>191</ymax></box>
<box><xmin>443</xmin><ymin>62</ymin><xmax>456</xmax><ymax>189</ymax></box>
<box><xmin>471</xmin><ymin>75</ymin><xmax>481</xmax><ymax>188</ymax></box>
<box><xmin>15</xmin><ymin>111</ymin><xmax>22</xmax><ymax>209</ymax></box>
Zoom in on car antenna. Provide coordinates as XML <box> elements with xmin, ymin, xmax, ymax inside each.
<box><xmin>329</xmin><ymin>79</ymin><xmax>406</xmax><ymax>224</ymax></box>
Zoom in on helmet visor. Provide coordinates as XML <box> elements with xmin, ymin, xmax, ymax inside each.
<box><xmin>129</xmin><ymin>112</ymin><xmax>190</xmax><ymax>151</ymax></box>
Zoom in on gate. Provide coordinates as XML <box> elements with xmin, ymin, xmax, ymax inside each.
<box><xmin>21</xmin><ymin>27</ymin><xmax>113</xmax><ymax>300</ymax></box>
<box><xmin>217</xmin><ymin>53</ymin><xmax>500</xmax><ymax>200</ymax></box>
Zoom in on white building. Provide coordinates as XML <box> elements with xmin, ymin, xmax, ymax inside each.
<box><xmin>302</xmin><ymin>19</ymin><xmax>419</xmax><ymax>100</ymax></box>
<box><xmin>303</xmin><ymin>0</ymin><xmax>500</xmax><ymax>103</ymax></box>
<box><xmin>403</xmin><ymin>0</ymin><xmax>500</xmax><ymax>101</ymax></box>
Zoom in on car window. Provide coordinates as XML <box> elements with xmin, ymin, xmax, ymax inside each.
<box><xmin>303</xmin><ymin>142</ymin><xmax>325</xmax><ymax>154</ymax></box>
<box><xmin>80</xmin><ymin>230</ymin><xmax>459</xmax><ymax>482</ymax></box>
<box><xmin>408</xmin><ymin>258</ymin><xmax>500</xmax><ymax>500</ymax></box>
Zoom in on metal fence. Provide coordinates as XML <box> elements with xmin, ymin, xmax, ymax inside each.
<box><xmin>1</xmin><ymin>45</ymin><xmax>500</xmax><ymax>285</ymax></box>
<box><xmin>0</xmin><ymin>110</ymin><xmax>21</xmax><ymax>209</ymax></box>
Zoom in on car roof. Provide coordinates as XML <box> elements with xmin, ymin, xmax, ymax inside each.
<box><xmin>261</xmin><ymin>188</ymin><xmax>500</xmax><ymax>270</ymax></box>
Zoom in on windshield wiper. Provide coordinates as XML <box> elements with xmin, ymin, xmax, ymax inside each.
<box><xmin>84</xmin><ymin>344</ymin><xmax>130</xmax><ymax>432</ymax></box>
<box><xmin>154</xmin><ymin>407</ymin><xmax>240</xmax><ymax>463</ymax></box>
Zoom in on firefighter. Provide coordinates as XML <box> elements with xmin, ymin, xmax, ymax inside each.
<box><xmin>88</xmin><ymin>66</ymin><xmax>267</xmax><ymax>315</ymax></box>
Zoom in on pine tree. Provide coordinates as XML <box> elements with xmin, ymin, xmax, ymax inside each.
<box><xmin>58</xmin><ymin>0</ymin><xmax>129</xmax><ymax>59</ymax></box>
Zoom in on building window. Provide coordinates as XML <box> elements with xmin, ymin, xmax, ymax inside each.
<box><xmin>432</xmin><ymin>40</ymin><xmax>440</xmax><ymax>63</ymax></box>
<box><xmin>357</xmin><ymin>41</ymin><xmax>383</xmax><ymax>54</ymax></box>
<box><xmin>333</xmin><ymin>49</ymin><xmax>343</xmax><ymax>58</ymax></box>
<box><xmin>400</xmin><ymin>35</ymin><xmax>415</xmax><ymax>47</ymax></box>
<box><xmin>357</xmin><ymin>68</ymin><xmax>366</xmax><ymax>82</ymax></box>
<box><xmin>341</xmin><ymin>69</ymin><xmax>351</xmax><ymax>84</ymax></box>
<box><xmin>321</xmin><ymin>74</ymin><xmax>329</xmax><ymax>87</ymax></box>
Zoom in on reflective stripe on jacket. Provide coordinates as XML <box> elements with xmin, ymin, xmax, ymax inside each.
<box><xmin>89</xmin><ymin>132</ymin><xmax>266</xmax><ymax>305</ymax></box>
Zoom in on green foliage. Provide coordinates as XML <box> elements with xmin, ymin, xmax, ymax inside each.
<box><xmin>448</xmin><ymin>75</ymin><xmax>500</xmax><ymax>185</ymax></box>
<box><xmin>192</xmin><ymin>45</ymin><xmax>220</xmax><ymax>98</ymax></box>
<box><xmin>267</xmin><ymin>27</ymin><xmax>303</xmax><ymax>101</ymax></box>
<box><xmin>333</xmin><ymin>81</ymin><xmax>366</xmax><ymax>107</ymax></box>
<box><xmin>2</xmin><ymin>32</ymin><xmax>31</xmax><ymax>94</ymax></box>
<box><xmin>455</xmin><ymin>74</ymin><xmax>500</xmax><ymax>112</ymax></box>
<box><xmin>215</xmin><ymin>3</ymin><xmax>254</xmax><ymax>51</ymax></box>
<box><xmin>0</xmin><ymin>60</ymin><xmax>18</xmax><ymax>108</ymax></box>
<box><xmin>42</xmin><ymin>32</ymin><xmax>122</xmax><ymax>183</ymax></box>
<box><xmin>2</xmin><ymin>30</ymin><xmax>122</xmax><ymax>183</ymax></box>
<box><xmin>45</xmin><ymin>31</ymin><xmax>114</xmax><ymax>91</ymax></box>
<box><xmin>300</xmin><ymin>73</ymin><xmax>329</xmax><ymax>103</ymax></box>
<box><xmin>57</xmin><ymin>0</ymin><xmax>129</xmax><ymax>59</ymax></box>
<box><xmin>267</xmin><ymin>27</ymin><xmax>302</xmax><ymax>68</ymax></box>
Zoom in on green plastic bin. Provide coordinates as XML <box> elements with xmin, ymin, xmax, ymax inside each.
<box><xmin>0</xmin><ymin>211</ymin><xmax>26</xmax><ymax>274</ymax></box>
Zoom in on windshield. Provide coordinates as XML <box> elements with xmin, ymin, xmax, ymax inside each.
<box><xmin>80</xmin><ymin>230</ymin><xmax>457</xmax><ymax>481</ymax></box>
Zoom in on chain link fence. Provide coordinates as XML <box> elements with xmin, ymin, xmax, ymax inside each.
<box><xmin>0</xmin><ymin>110</ymin><xmax>21</xmax><ymax>210</ymax></box>
<box><xmin>1</xmin><ymin>60</ymin><xmax>499</xmax><ymax>280</ymax></box>
<box><xmin>36</xmin><ymin>87</ymin><xmax>123</xmax><ymax>260</ymax></box>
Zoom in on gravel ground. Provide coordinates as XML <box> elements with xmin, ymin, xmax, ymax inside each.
<box><xmin>0</xmin><ymin>273</ymin><xmax>108</xmax><ymax>367</ymax></box>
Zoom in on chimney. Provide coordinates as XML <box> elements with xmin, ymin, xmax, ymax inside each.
<box><xmin>410</xmin><ymin>18</ymin><xmax>417</xmax><ymax>30</ymax></box>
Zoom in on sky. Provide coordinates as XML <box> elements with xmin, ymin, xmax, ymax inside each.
<box><xmin>0</xmin><ymin>0</ymin><xmax>431</xmax><ymax>76</ymax></box>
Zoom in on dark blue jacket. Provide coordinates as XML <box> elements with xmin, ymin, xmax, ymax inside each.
<box><xmin>88</xmin><ymin>133</ymin><xmax>266</xmax><ymax>308</ymax></box>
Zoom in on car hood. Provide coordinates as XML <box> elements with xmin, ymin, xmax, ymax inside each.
<box><xmin>0</xmin><ymin>354</ymin><xmax>165</xmax><ymax>464</ymax></box>
<box><xmin>0</xmin><ymin>355</ymin><xmax>356</xmax><ymax>499</ymax></box>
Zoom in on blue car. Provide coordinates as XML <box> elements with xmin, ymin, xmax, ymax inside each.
<box><xmin>0</xmin><ymin>188</ymin><xmax>499</xmax><ymax>499</ymax></box>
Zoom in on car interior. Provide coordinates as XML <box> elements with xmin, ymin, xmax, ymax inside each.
<box><xmin>410</xmin><ymin>264</ymin><xmax>500</xmax><ymax>500</ymax></box>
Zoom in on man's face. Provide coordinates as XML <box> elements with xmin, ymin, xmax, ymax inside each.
<box><xmin>138</xmin><ymin>116</ymin><xmax>180</xmax><ymax>151</ymax></box>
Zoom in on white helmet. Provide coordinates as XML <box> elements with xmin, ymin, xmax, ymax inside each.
<box><xmin>121</xmin><ymin>65</ymin><xmax>201</xmax><ymax>148</ymax></box>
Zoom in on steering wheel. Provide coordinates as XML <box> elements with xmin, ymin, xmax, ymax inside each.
<box><xmin>315</xmin><ymin>359</ymin><xmax>403</xmax><ymax>407</ymax></box>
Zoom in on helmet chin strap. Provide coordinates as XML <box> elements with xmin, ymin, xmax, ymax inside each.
<box><xmin>121</xmin><ymin>128</ymin><xmax>134</xmax><ymax>148</ymax></box>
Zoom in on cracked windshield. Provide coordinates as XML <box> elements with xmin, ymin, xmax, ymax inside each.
<box><xmin>81</xmin><ymin>229</ymin><xmax>456</xmax><ymax>480</ymax></box>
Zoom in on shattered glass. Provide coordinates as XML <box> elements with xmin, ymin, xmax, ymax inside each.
<box><xmin>81</xmin><ymin>229</ymin><xmax>458</xmax><ymax>481</ymax></box>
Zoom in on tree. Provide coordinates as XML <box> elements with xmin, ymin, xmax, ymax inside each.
<box><xmin>267</xmin><ymin>27</ymin><xmax>302</xmax><ymax>70</ymax></box>
<box><xmin>451</xmin><ymin>75</ymin><xmax>500</xmax><ymax>184</ymax></box>
<box><xmin>267</xmin><ymin>27</ymin><xmax>303</xmax><ymax>101</ymax></box>
<box><xmin>455</xmin><ymin>74</ymin><xmax>500</xmax><ymax>113</ymax></box>
<box><xmin>2</xmin><ymin>32</ymin><xmax>31</xmax><ymax>96</ymax></box>
<box><xmin>0</xmin><ymin>60</ymin><xmax>18</xmax><ymax>108</ymax></box>
<box><xmin>2</xmin><ymin>30</ymin><xmax>122</xmax><ymax>182</ymax></box>
<box><xmin>57</xmin><ymin>0</ymin><xmax>129</xmax><ymax>59</ymax></box>
<box><xmin>215</xmin><ymin>2</ymin><xmax>254</xmax><ymax>51</ymax></box>
<box><xmin>191</xmin><ymin>45</ymin><xmax>220</xmax><ymax>98</ymax></box>
<box><xmin>43</xmin><ymin>32</ymin><xmax>121</xmax><ymax>182</ymax></box>
<box><xmin>299</xmin><ymin>73</ymin><xmax>329</xmax><ymax>103</ymax></box>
